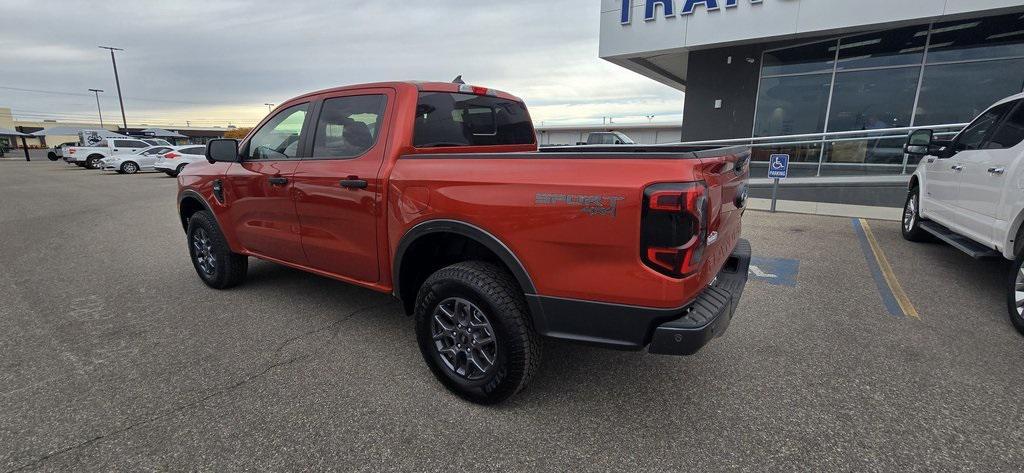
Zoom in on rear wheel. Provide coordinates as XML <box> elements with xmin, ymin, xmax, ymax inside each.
<box><xmin>169</xmin><ymin>164</ymin><xmax>186</xmax><ymax>177</ymax></box>
<box><xmin>120</xmin><ymin>161</ymin><xmax>139</xmax><ymax>174</ymax></box>
<box><xmin>186</xmin><ymin>210</ymin><xmax>247</xmax><ymax>289</ymax></box>
<box><xmin>47</xmin><ymin>152</ymin><xmax>58</xmax><ymax>161</ymax></box>
<box><xmin>901</xmin><ymin>186</ymin><xmax>930</xmax><ymax>242</ymax></box>
<box><xmin>414</xmin><ymin>261</ymin><xmax>540</xmax><ymax>404</ymax></box>
<box><xmin>1007</xmin><ymin>255</ymin><xmax>1024</xmax><ymax>336</ymax></box>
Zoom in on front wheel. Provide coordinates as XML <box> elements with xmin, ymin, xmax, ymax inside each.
<box><xmin>902</xmin><ymin>186</ymin><xmax>930</xmax><ymax>242</ymax></box>
<box><xmin>186</xmin><ymin>210</ymin><xmax>248</xmax><ymax>289</ymax></box>
<box><xmin>414</xmin><ymin>261</ymin><xmax>541</xmax><ymax>404</ymax></box>
<box><xmin>1007</xmin><ymin>254</ymin><xmax>1024</xmax><ymax>336</ymax></box>
<box><xmin>120</xmin><ymin>161</ymin><xmax>139</xmax><ymax>174</ymax></box>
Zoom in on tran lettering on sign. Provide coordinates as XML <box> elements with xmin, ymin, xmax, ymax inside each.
<box><xmin>620</xmin><ymin>0</ymin><xmax>764</xmax><ymax>24</ymax></box>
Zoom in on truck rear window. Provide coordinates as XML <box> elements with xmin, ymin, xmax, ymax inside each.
<box><xmin>413</xmin><ymin>92</ymin><xmax>534</xmax><ymax>147</ymax></box>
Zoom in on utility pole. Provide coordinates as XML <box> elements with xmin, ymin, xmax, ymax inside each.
<box><xmin>264</xmin><ymin>103</ymin><xmax>275</xmax><ymax>113</ymax></box>
<box><xmin>99</xmin><ymin>46</ymin><xmax>127</xmax><ymax>130</ymax></box>
<box><xmin>88</xmin><ymin>89</ymin><xmax>104</xmax><ymax>127</ymax></box>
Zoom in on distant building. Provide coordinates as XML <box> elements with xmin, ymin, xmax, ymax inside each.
<box><xmin>0</xmin><ymin>107</ymin><xmax>231</xmax><ymax>148</ymax></box>
<box><xmin>535</xmin><ymin>122</ymin><xmax>682</xmax><ymax>146</ymax></box>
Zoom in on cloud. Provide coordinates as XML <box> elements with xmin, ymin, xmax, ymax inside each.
<box><xmin>0</xmin><ymin>0</ymin><xmax>682</xmax><ymax>127</ymax></box>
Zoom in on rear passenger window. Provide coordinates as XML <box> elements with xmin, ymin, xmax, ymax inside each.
<box><xmin>987</xmin><ymin>101</ymin><xmax>1024</xmax><ymax>149</ymax></box>
<box><xmin>115</xmin><ymin>140</ymin><xmax>146</xmax><ymax>148</ymax></box>
<box><xmin>413</xmin><ymin>92</ymin><xmax>534</xmax><ymax>147</ymax></box>
<box><xmin>311</xmin><ymin>95</ymin><xmax>386</xmax><ymax>159</ymax></box>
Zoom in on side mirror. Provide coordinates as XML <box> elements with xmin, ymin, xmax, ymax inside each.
<box><xmin>904</xmin><ymin>129</ymin><xmax>933</xmax><ymax>156</ymax></box>
<box><xmin>206</xmin><ymin>139</ymin><xmax>240</xmax><ymax>163</ymax></box>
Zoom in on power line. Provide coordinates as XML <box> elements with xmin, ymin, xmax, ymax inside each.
<box><xmin>0</xmin><ymin>85</ymin><xmax>266</xmax><ymax>107</ymax></box>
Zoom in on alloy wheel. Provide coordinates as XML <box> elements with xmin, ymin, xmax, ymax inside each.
<box><xmin>431</xmin><ymin>297</ymin><xmax>498</xmax><ymax>380</ymax></box>
<box><xmin>1015</xmin><ymin>266</ymin><xmax>1024</xmax><ymax>316</ymax></box>
<box><xmin>903</xmin><ymin>195</ymin><xmax>916</xmax><ymax>233</ymax></box>
<box><xmin>192</xmin><ymin>228</ymin><xmax>216</xmax><ymax>276</ymax></box>
<box><xmin>124</xmin><ymin>163</ymin><xmax>137</xmax><ymax>174</ymax></box>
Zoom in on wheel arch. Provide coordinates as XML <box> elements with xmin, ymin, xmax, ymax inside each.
<box><xmin>178</xmin><ymin>190</ymin><xmax>216</xmax><ymax>234</ymax></box>
<box><xmin>1006</xmin><ymin>208</ymin><xmax>1024</xmax><ymax>258</ymax></box>
<box><xmin>392</xmin><ymin>219</ymin><xmax>537</xmax><ymax>316</ymax></box>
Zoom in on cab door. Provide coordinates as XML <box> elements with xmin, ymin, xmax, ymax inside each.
<box><xmin>950</xmin><ymin>100</ymin><xmax>1015</xmax><ymax>240</ymax></box>
<box><xmin>959</xmin><ymin>100</ymin><xmax>1024</xmax><ymax>244</ymax></box>
<box><xmin>292</xmin><ymin>89</ymin><xmax>393</xmax><ymax>284</ymax></box>
<box><xmin>223</xmin><ymin>102</ymin><xmax>311</xmax><ymax>265</ymax></box>
<box><xmin>927</xmin><ymin>103</ymin><xmax>1011</xmax><ymax>232</ymax></box>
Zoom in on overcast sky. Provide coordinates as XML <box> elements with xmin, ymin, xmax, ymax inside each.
<box><xmin>0</xmin><ymin>0</ymin><xmax>683</xmax><ymax>128</ymax></box>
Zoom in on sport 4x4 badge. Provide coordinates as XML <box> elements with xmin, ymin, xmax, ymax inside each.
<box><xmin>535</xmin><ymin>193</ymin><xmax>625</xmax><ymax>217</ymax></box>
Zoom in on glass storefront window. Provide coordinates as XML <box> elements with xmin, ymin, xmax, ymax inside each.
<box><xmin>762</xmin><ymin>40</ymin><xmax>837</xmax><ymax>76</ymax></box>
<box><xmin>835</xmin><ymin>25</ymin><xmax>928</xmax><ymax>70</ymax></box>
<box><xmin>927</xmin><ymin>15</ymin><xmax>1024</xmax><ymax>64</ymax></box>
<box><xmin>827</xmin><ymin>67</ymin><xmax>919</xmax><ymax>132</ymax></box>
<box><xmin>753</xmin><ymin>74</ymin><xmax>831</xmax><ymax>137</ymax></box>
<box><xmin>915</xmin><ymin>58</ymin><xmax>1024</xmax><ymax>126</ymax></box>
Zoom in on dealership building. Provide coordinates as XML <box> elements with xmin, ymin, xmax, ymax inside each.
<box><xmin>600</xmin><ymin>0</ymin><xmax>1024</xmax><ymax>182</ymax></box>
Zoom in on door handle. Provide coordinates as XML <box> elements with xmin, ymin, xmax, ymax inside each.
<box><xmin>268</xmin><ymin>176</ymin><xmax>289</xmax><ymax>186</ymax></box>
<box><xmin>951</xmin><ymin>165</ymin><xmax>964</xmax><ymax>171</ymax></box>
<box><xmin>340</xmin><ymin>177</ymin><xmax>368</xmax><ymax>189</ymax></box>
<box><xmin>988</xmin><ymin>167</ymin><xmax>1006</xmax><ymax>175</ymax></box>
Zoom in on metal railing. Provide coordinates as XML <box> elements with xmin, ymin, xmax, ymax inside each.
<box><xmin>674</xmin><ymin>123</ymin><xmax>969</xmax><ymax>177</ymax></box>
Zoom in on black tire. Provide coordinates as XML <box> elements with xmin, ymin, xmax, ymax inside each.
<box><xmin>163</xmin><ymin>171</ymin><xmax>175</xmax><ymax>177</ymax></box>
<box><xmin>1008</xmin><ymin>245</ymin><xmax>1024</xmax><ymax>336</ymax></box>
<box><xmin>414</xmin><ymin>261</ymin><xmax>540</xmax><ymax>404</ymax></box>
<box><xmin>901</xmin><ymin>186</ymin><xmax>930</xmax><ymax>242</ymax></box>
<box><xmin>86</xmin><ymin>155</ymin><xmax>103</xmax><ymax>169</ymax></box>
<box><xmin>47</xmin><ymin>152</ymin><xmax>58</xmax><ymax>161</ymax></box>
<box><xmin>186</xmin><ymin>210</ymin><xmax>247</xmax><ymax>289</ymax></box>
<box><xmin>173</xmin><ymin>164</ymin><xmax>186</xmax><ymax>177</ymax></box>
<box><xmin>120</xmin><ymin>161</ymin><xmax>139</xmax><ymax>174</ymax></box>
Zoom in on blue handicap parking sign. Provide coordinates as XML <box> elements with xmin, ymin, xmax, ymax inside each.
<box><xmin>768</xmin><ymin>154</ymin><xmax>789</xmax><ymax>179</ymax></box>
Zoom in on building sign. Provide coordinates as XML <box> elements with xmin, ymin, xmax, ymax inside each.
<box><xmin>621</xmin><ymin>0</ymin><xmax>763</xmax><ymax>24</ymax></box>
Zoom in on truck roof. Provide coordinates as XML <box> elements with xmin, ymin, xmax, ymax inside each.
<box><xmin>291</xmin><ymin>81</ymin><xmax>524</xmax><ymax>103</ymax></box>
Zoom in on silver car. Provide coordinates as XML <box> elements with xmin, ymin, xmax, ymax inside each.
<box><xmin>99</xmin><ymin>146</ymin><xmax>174</xmax><ymax>174</ymax></box>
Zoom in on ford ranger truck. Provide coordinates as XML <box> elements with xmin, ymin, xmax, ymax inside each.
<box><xmin>177</xmin><ymin>81</ymin><xmax>752</xmax><ymax>404</ymax></box>
<box><xmin>902</xmin><ymin>92</ymin><xmax>1024</xmax><ymax>336</ymax></box>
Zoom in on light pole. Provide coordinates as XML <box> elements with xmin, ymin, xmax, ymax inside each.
<box><xmin>99</xmin><ymin>46</ymin><xmax>128</xmax><ymax>130</ymax></box>
<box><xmin>88</xmin><ymin>89</ymin><xmax>104</xmax><ymax>127</ymax></box>
<box><xmin>264</xmin><ymin>103</ymin><xmax>275</xmax><ymax>113</ymax></box>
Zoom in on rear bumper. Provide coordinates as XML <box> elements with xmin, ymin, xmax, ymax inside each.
<box><xmin>527</xmin><ymin>239</ymin><xmax>751</xmax><ymax>356</ymax></box>
<box><xmin>648</xmin><ymin>239</ymin><xmax>751</xmax><ymax>355</ymax></box>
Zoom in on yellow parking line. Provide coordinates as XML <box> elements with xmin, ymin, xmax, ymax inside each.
<box><xmin>859</xmin><ymin>218</ymin><xmax>920</xmax><ymax>319</ymax></box>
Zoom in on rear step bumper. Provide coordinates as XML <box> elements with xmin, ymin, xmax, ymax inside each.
<box><xmin>527</xmin><ymin>239</ymin><xmax>751</xmax><ymax>355</ymax></box>
<box><xmin>648</xmin><ymin>239</ymin><xmax>751</xmax><ymax>355</ymax></box>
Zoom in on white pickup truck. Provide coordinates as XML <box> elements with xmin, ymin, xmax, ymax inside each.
<box><xmin>902</xmin><ymin>92</ymin><xmax>1024</xmax><ymax>335</ymax></box>
<box><xmin>64</xmin><ymin>137</ymin><xmax>154</xmax><ymax>169</ymax></box>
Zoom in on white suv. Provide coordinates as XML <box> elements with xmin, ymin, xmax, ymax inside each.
<box><xmin>903</xmin><ymin>92</ymin><xmax>1024</xmax><ymax>334</ymax></box>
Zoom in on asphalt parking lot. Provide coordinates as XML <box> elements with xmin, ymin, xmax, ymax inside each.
<box><xmin>2</xmin><ymin>159</ymin><xmax>1023</xmax><ymax>471</ymax></box>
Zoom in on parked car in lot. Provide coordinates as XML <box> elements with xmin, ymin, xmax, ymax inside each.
<box><xmin>63</xmin><ymin>137</ymin><xmax>152</xmax><ymax>169</ymax></box>
<box><xmin>903</xmin><ymin>92</ymin><xmax>1024</xmax><ymax>335</ymax></box>
<box><xmin>576</xmin><ymin>131</ymin><xmax>635</xmax><ymax>145</ymax></box>
<box><xmin>176</xmin><ymin>80</ymin><xmax>752</xmax><ymax>403</ymax></box>
<box><xmin>47</xmin><ymin>142</ymin><xmax>77</xmax><ymax>161</ymax></box>
<box><xmin>99</xmin><ymin>146</ymin><xmax>174</xmax><ymax>174</ymax></box>
<box><xmin>153</xmin><ymin>145</ymin><xmax>207</xmax><ymax>176</ymax></box>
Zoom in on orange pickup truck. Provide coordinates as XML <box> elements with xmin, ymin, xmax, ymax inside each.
<box><xmin>177</xmin><ymin>81</ymin><xmax>751</xmax><ymax>403</ymax></box>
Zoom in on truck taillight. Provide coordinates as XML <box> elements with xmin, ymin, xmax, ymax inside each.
<box><xmin>68</xmin><ymin>148</ymin><xmax>76</xmax><ymax>154</ymax></box>
<box><xmin>164</xmin><ymin>152</ymin><xmax>179</xmax><ymax>159</ymax></box>
<box><xmin>640</xmin><ymin>182</ymin><xmax>708</xmax><ymax>278</ymax></box>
